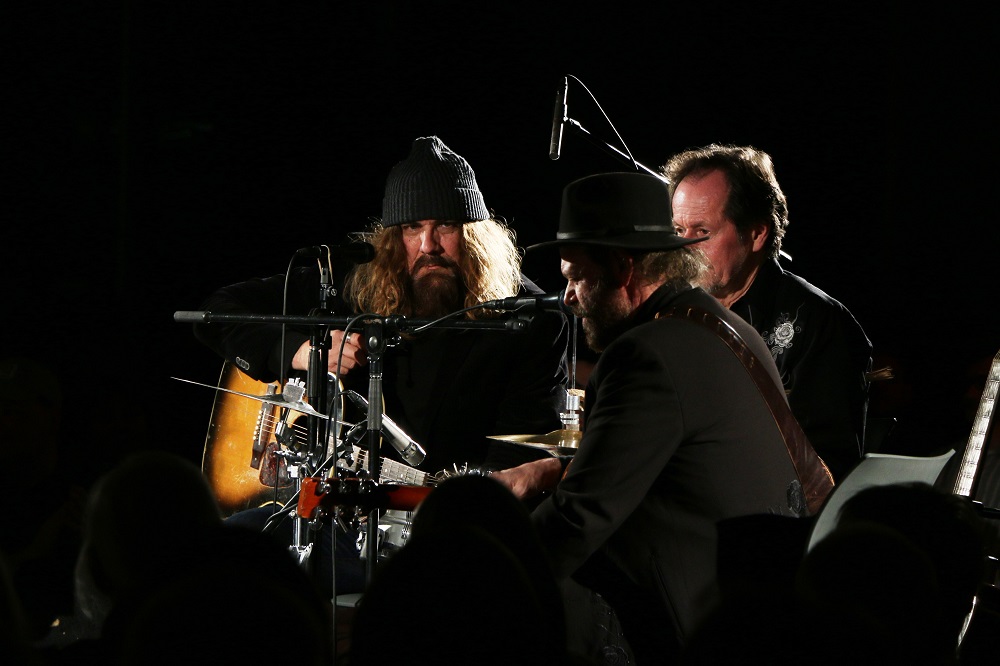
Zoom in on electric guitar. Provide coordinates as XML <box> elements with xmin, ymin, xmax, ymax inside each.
<box><xmin>950</xmin><ymin>347</ymin><xmax>1000</xmax><ymax>644</ymax></box>
<box><xmin>952</xmin><ymin>347</ymin><xmax>1000</xmax><ymax>498</ymax></box>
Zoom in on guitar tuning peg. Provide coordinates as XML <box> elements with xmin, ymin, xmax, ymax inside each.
<box><xmin>308</xmin><ymin>512</ymin><xmax>326</xmax><ymax>530</ymax></box>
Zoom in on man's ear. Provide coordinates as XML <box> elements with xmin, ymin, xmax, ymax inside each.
<box><xmin>611</xmin><ymin>249</ymin><xmax>634</xmax><ymax>286</ymax></box>
<box><xmin>749</xmin><ymin>222</ymin><xmax>770</xmax><ymax>254</ymax></box>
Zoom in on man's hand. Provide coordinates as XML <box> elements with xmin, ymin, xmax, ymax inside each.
<box><xmin>491</xmin><ymin>457</ymin><xmax>563</xmax><ymax>500</ymax></box>
<box><xmin>291</xmin><ymin>331</ymin><xmax>368</xmax><ymax>375</ymax></box>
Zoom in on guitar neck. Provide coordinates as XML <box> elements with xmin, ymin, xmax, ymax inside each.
<box><xmin>953</xmin><ymin>349</ymin><xmax>1000</xmax><ymax>497</ymax></box>
<box><xmin>353</xmin><ymin>447</ymin><xmax>430</xmax><ymax>486</ymax></box>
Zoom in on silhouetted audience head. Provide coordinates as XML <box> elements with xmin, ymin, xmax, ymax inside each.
<box><xmin>349</xmin><ymin>474</ymin><xmax>570</xmax><ymax>665</ymax></box>
<box><xmin>408</xmin><ymin>473</ymin><xmax>565</xmax><ymax>632</ymax></box>
<box><xmin>51</xmin><ymin>450</ymin><xmax>332</xmax><ymax>664</ymax></box>
<box><xmin>682</xmin><ymin>482</ymin><xmax>990</xmax><ymax>665</ymax></box>
<box><xmin>410</xmin><ymin>475</ymin><xmax>561</xmax><ymax>594</ymax></box>
<box><xmin>103</xmin><ymin>525</ymin><xmax>332</xmax><ymax>666</ymax></box>
<box><xmin>74</xmin><ymin>449</ymin><xmax>224</xmax><ymax>623</ymax></box>
<box><xmin>836</xmin><ymin>483</ymin><xmax>987</xmax><ymax>619</ymax></box>
<box><xmin>796</xmin><ymin>482</ymin><xmax>987</xmax><ymax>664</ymax></box>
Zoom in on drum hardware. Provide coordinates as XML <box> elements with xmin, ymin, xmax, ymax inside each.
<box><xmin>173</xmin><ymin>375</ymin><xmax>335</xmax><ymax>420</ymax></box>
<box><xmin>560</xmin><ymin>387</ymin><xmax>585</xmax><ymax>431</ymax></box>
<box><xmin>486</xmin><ymin>387</ymin><xmax>586</xmax><ymax>457</ymax></box>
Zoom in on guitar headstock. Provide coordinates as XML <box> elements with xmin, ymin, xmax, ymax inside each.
<box><xmin>428</xmin><ymin>462</ymin><xmax>487</xmax><ymax>485</ymax></box>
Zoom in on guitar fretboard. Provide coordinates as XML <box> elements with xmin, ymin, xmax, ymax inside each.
<box><xmin>953</xmin><ymin>350</ymin><xmax>1000</xmax><ymax>497</ymax></box>
<box><xmin>353</xmin><ymin>447</ymin><xmax>429</xmax><ymax>486</ymax></box>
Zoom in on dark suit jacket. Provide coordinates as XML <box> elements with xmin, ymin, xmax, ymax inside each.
<box><xmin>532</xmin><ymin>283</ymin><xmax>805</xmax><ymax>661</ymax></box>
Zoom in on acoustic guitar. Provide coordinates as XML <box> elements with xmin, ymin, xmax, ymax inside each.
<box><xmin>201</xmin><ymin>362</ymin><xmax>332</xmax><ymax>515</ymax></box>
<box><xmin>201</xmin><ymin>361</ymin><xmax>468</xmax><ymax>516</ymax></box>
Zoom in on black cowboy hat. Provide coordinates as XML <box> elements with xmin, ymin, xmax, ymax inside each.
<box><xmin>527</xmin><ymin>172</ymin><xmax>707</xmax><ymax>251</ymax></box>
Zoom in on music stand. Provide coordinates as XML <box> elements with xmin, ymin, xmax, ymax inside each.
<box><xmin>805</xmin><ymin>449</ymin><xmax>956</xmax><ymax>553</ymax></box>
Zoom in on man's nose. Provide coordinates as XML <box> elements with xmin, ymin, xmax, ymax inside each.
<box><xmin>419</xmin><ymin>227</ymin><xmax>443</xmax><ymax>254</ymax></box>
<box><xmin>563</xmin><ymin>284</ymin><xmax>578</xmax><ymax>307</ymax></box>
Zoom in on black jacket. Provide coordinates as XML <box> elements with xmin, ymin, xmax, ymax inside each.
<box><xmin>532</xmin><ymin>283</ymin><xmax>806</xmax><ymax>662</ymax></box>
<box><xmin>731</xmin><ymin>259</ymin><xmax>872</xmax><ymax>481</ymax></box>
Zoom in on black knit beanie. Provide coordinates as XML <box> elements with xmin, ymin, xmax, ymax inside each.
<box><xmin>381</xmin><ymin>136</ymin><xmax>489</xmax><ymax>227</ymax></box>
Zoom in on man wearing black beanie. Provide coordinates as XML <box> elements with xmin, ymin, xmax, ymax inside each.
<box><xmin>193</xmin><ymin>135</ymin><xmax>569</xmax><ymax>596</ymax></box>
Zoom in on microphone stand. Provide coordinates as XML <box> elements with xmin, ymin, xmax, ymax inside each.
<box><xmin>361</xmin><ymin>317</ymin><xmax>385</xmax><ymax>587</ymax></box>
<box><xmin>292</xmin><ymin>269</ymin><xmax>337</xmax><ymax>569</ymax></box>
<box><xmin>562</xmin><ymin>117</ymin><xmax>666</xmax><ymax>181</ymax></box>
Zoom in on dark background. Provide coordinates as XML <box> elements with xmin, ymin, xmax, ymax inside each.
<box><xmin>5</xmin><ymin>2</ymin><xmax>997</xmax><ymax>478</ymax></box>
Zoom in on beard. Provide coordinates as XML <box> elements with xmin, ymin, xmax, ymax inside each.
<box><xmin>574</xmin><ymin>278</ymin><xmax>632</xmax><ymax>353</ymax></box>
<box><xmin>407</xmin><ymin>256</ymin><xmax>464</xmax><ymax>317</ymax></box>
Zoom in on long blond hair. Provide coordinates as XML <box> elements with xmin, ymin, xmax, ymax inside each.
<box><xmin>342</xmin><ymin>218</ymin><xmax>522</xmax><ymax>319</ymax></box>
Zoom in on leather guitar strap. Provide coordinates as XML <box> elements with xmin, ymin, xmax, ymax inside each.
<box><xmin>659</xmin><ymin>305</ymin><xmax>834</xmax><ymax>516</ymax></box>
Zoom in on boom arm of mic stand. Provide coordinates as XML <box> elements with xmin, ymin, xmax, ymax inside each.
<box><xmin>564</xmin><ymin>119</ymin><xmax>667</xmax><ymax>182</ymax></box>
<box><xmin>174</xmin><ymin>311</ymin><xmax>530</xmax><ymax>332</ymax></box>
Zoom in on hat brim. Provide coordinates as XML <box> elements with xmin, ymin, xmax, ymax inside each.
<box><xmin>526</xmin><ymin>232</ymin><xmax>707</xmax><ymax>252</ymax></box>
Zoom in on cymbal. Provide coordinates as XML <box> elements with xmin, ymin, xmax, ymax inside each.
<box><xmin>486</xmin><ymin>429</ymin><xmax>582</xmax><ymax>456</ymax></box>
<box><xmin>171</xmin><ymin>376</ymin><xmax>332</xmax><ymax>419</ymax></box>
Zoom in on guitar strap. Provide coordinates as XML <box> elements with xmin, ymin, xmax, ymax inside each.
<box><xmin>659</xmin><ymin>305</ymin><xmax>834</xmax><ymax>516</ymax></box>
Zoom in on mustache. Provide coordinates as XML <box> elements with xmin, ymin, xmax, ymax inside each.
<box><xmin>413</xmin><ymin>255</ymin><xmax>459</xmax><ymax>272</ymax></box>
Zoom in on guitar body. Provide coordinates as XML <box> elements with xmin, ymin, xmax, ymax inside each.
<box><xmin>201</xmin><ymin>361</ymin><xmax>440</xmax><ymax>517</ymax></box>
<box><xmin>202</xmin><ymin>362</ymin><xmax>298</xmax><ymax>516</ymax></box>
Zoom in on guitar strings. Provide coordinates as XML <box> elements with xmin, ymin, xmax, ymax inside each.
<box><xmin>258</xmin><ymin>414</ymin><xmax>361</xmax><ymax>448</ymax></box>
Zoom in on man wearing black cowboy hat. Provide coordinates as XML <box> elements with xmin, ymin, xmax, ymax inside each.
<box><xmin>494</xmin><ymin>172</ymin><xmax>831</xmax><ymax>664</ymax></box>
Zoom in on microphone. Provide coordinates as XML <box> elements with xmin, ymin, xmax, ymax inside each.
<box><xmin>482</xmin><ymin>290</ymin><xmax>570</xmax><ymax>314</ymax></box>
<box><xmin>344</xmin><ymin>391</ymin><xmax>427</xmax><ymax>467</ymax></box>
<box><xmin>548</xmin><ymin>76</ymin><xmax>568</xmax><ymax>160</ymax></box>
<box><xmin>296</xmin><ymin>242</ymin><xmax>376</xmax><ymax>264</ymax></box>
